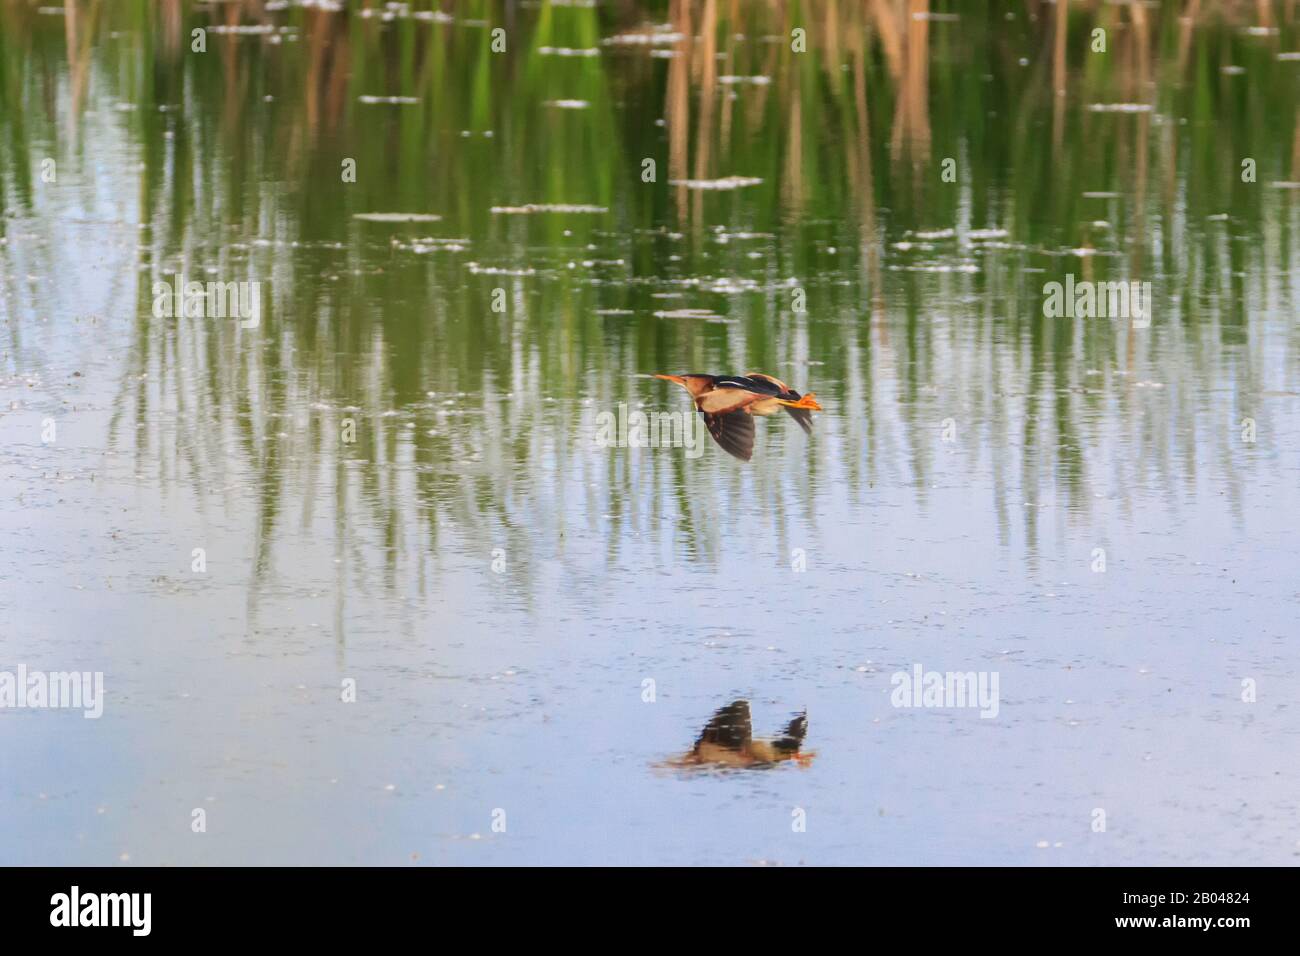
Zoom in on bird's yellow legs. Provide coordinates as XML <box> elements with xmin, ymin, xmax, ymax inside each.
<box><xmin>778</xmin><ymin>393</ymin><xmax>822</xmax><ymax>411</ymax></box>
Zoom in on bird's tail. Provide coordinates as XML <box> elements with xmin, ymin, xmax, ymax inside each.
<box><xmin>778</xmin><ymin>392</ymin><xmax>822</xmax><ymax>412</ymax></box>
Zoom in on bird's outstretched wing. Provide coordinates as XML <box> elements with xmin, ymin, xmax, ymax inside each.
<box><xmin>743</xmin><ymin>372</ymin><xmax>790</xmax><ymax>393</ymax></box>
<box><xmin>770</xmin><ymin>711</ymin><xmax>808</xmax><ymax>754</ymax></box>
<box><xmin>702</xmin><ymin>408</ymin><xmax>755</xmax><ymax>461</ymax></box>
<box><xmin>695</xmin><ymin>700</ymin><xmax>753</xmax><ymax>752</ymax></box>
<box><xmin>782</xmin><ymin>399</ymin><xmax>814</xmax><ymax>435</ymax></box>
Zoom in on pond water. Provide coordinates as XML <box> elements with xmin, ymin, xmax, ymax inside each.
<box><xmin>1</xmin><ymin>0</ymin><xmax>1298</xmax><ymax>865</ymax></box>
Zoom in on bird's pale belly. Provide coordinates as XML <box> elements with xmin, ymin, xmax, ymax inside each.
<box><xmin>666</xmin><ymin>741</ymin><xmax>806</xmax><ymax>768</ymax></box>
<box><xmin>748</xmin><ymin>397</ymin><xmax>783</xmax><ymax>416</ymax></box>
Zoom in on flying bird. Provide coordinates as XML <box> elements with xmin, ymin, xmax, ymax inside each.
<box><xmin>661</xmin><ymin>699</ymin><xmax>812</xmax><ymax>770</ymax></box>
<box><xmin>653</xmin><ymin>372</ymin><xmax>822</xmax><ymax>461</ymax></box>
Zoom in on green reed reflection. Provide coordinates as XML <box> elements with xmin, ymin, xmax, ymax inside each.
<box><xmin>1</xmin><ymin>0</ymin><xmax>1296</xmax><ymax>607</ymax></box>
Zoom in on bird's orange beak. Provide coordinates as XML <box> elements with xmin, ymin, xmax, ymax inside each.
<box><xmin>654</xmin><ymin>373</ymin><xmax>687</xmax><ymax>388</ymax></box>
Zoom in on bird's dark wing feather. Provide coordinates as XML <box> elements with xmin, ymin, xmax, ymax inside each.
<box><xmin>743</xmin><ymin>372</ymin><xmax>790</xmax><ymax>394</ymax></box>
<box><xmin>771</xmin><ymin>711</ymin><xmax>808</xmax><ymax>754</ymax></box>
<box><xmin>695</xmin><ymin>700</ymin><xmax>753</xmax><ymax>752</ymax></box>
<box><xmin>783</xmin><ymin>390</ymin><xmax>814</xmax><ymax>435</ymax></box>
<box><xmin>712</xmin><ymin>375</ymin><xmax>769</xmax><ymax>393</ymax></box>
<box><xmin>702</xmin><ymin>408</ymin><xmax>755</xmax><ymax>461</ymax></box>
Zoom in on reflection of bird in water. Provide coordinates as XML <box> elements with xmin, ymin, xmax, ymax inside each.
<box><xmin>663</xmin><ymin>700</ymin><xmax>813</xmax><ymax>769</ymax></box>
<box><xmin>653</xmin><ymin>372</ymin><xmax>822</xmax><ymax>462</ymax></box>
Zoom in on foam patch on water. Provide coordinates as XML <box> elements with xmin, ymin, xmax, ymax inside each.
<box><xmin>353</xmin><ymin>213</ymin><xmax>443</xmax><ymax>222</ymax></box>
<box><xmin>652</xmin><ymin>308</ymin><xmax>732</xmax><ymax>322</ymax></box>
<box><xmin>1085</xmin><ymin>103</ymin><xmax>1154</xmax><ymax>113</ymax></box>
<box><xmin>490</xmin><ymin>203</ymin><xmax>607</xmax><ymax>214</ymax></box>
<box><xmin>669</xmin><ymin>176</ymin><xmax>763</xmax><ymax>190</ymax></box>
<box><xmin>539</xmin><ymin>47</ymin><xmax>600</xmax><ymax>57</ymax></box>
<box><xmin>603</xmin><ymin>29</ymin><xmax>684</xmax><ymax>46</ymax></box>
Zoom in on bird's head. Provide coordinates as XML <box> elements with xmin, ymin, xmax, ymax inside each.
<box><xmin>653</xmin><ymin>373</ymin><xmax>716</xmax><ymax>398</ymax></box>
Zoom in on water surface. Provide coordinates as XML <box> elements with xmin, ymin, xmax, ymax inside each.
<box><xmin>1</xmin><ymin>0</ymin><xmax>1298</xmax><ymax>865</ymax></box>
